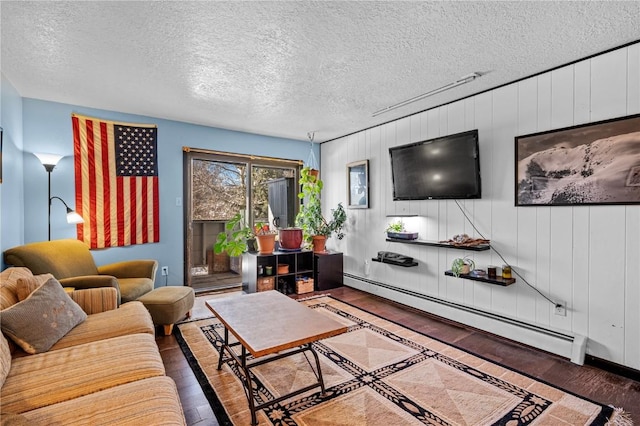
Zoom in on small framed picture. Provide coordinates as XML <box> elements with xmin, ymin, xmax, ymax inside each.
<box><xmin>347</xmin><ymin>160</ymin><xmax>369</xmax><ymax>208</ymax></box>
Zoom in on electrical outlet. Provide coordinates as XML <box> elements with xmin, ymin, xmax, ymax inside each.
<box><xmin>161</xmin><ymin>266</ymin><xmax>169</xmax><ymax>276</ymax></box>
<box><xmin>554</xmin><ymin>302</ymin><xmax>566</xmax><ymax>316</ymax></box>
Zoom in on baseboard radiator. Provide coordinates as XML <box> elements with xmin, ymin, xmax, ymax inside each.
<box><xmin>343</xmin><ymin>273</ymin><xmax>587</xmax><ymax>365</ymax></box>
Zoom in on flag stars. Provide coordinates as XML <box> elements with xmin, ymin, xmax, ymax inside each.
<box><xmin>114</xmin><ymin>125</ymin><xmax>158</xmax><ymax>177</ymax></box>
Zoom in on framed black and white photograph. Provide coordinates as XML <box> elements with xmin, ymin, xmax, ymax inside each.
<box><xmin>515</xmin><ymin>113</ymin><xmax>640</xmax><ymax>206</ymax></box>
<box><xmin>347</xmin><ymin>160</ymin><xmax>369</xmax><ymax>208</ymax></box>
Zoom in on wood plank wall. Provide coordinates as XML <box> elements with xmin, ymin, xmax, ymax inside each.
<box><xmin>321</xmin><ymin>42</ymin><xmax>640</xmax><ymax>369</ymax></box>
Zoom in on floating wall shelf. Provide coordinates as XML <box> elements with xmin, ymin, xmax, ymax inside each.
<box><xmin>372</xmin><ymin>258</ymin><xmax>418</xmax><ymax>267</ymax></box>
<box><xmin>386</xmin><ymin>238</ymin><xmax>490</xmax><ymax>251</ymax></box>
<box><xmin>444</xmin><ymin>270</ymin><xmax>515</xmax><ymax>286</ymax></box>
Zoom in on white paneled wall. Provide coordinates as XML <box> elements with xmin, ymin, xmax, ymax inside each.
<box><xmin>321</xmin><ymin>42</ymin><xmax>640</xmax><ymax>369</ymax></box>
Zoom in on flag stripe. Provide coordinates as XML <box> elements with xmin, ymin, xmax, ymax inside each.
<box><xmin>141</xmin><ymin>177</ymin><xmax>148</xmax><ymax>243</ymax></box>
<box><xmin>72</xmin><ymin>116</ymin><xmax>85</xmax><ymax>242</ymax></box>
<box><xmin>72</xmin><ymin>114</ymin><xmax>159</xmax><ymax>249</ymax></box>
<box><xmin>117</xmin><ymin>176</ymin><xmax>125</xmax><ymax>247</ymax></box>
<box><xmin>130</xmin><ymin>178</ymin><xmax>137</xmax><ymax>245</ymax></box>
<box><xmin>152</xmin><ymin>177</ymin><xmax>160</xmax><ymax>242</ymax></box>
<box><xmin>100</xmin><ymin>122</ymin><xmax>111</xmax><ymax>247</ymax></box>
<box><xmin>87</xmin><ymin>120</ymin><xmax>98</xmax><ymax>249</ymax></box>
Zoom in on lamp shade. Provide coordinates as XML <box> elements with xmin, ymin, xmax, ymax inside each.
<box><xmin>66</xmin><ymin>210</ymin><xmax>84</xmax><ymax>224</ymax></box>
<box><xmin>34</xmin><ymin>153</ymin><xmax>63</xmax><ymax>168</ymax></box>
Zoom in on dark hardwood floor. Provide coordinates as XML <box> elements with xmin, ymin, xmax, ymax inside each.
<box><xmin>156</xmin><ymin>286</ymin><xmax>640</xmax><ymax>425</ymax></box>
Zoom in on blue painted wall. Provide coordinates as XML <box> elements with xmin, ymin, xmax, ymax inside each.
<box><xmin>11</xmin><ymin>97</ymin><xmax>317</xmax><ymax>286</ymax></box>
<box><xmin>0</xmin><ymin>74</ymin><xmax>25</xmax><ymax>262</ymax></box>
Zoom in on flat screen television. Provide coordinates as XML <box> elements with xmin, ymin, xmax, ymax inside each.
<box><xmin>389</xmin><ymin>129</ymin><xmax>481</xmax><ymax>200</ymax></box>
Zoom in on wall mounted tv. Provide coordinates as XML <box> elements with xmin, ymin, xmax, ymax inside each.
<box><xmin>389</xmin><ymin>129</ymin><xmax>481</xmax><ymax>200</ymax></box>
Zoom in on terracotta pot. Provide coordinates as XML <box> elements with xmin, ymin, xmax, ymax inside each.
<box><xmin>311</xmin><ymin>235</ymin><xmax>327</xmax><ymax>253</ymax></box>
<box><xmin>256</xmin><ymin>233</ymin><xmax>276</xmax><ymax>254</ymax></box>
<box><xmin>308</xmin><ymin>169</ymin><xmax>319</xmax><ymax>180</ymax></box>
<box><xmin>277</xmin><ymin>263</ymin><xmax>289</xmax><ymax>274</ymax></box>
<box><xmin>279</xmin><ymin>228</ymin><xmax>303</xmax><ymax>250</ymax></box>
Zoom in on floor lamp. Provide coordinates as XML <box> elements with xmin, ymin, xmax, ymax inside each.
<box><xmin>34</xmin><ymin>153</ymin><xmax>84</xmax><ymax>240</ymax></box>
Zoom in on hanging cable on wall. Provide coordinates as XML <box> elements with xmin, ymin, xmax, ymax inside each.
<box><xmin>454</xmin><ymin>200</ymin><xmax>560</xmax><ymax>308</ymax></box>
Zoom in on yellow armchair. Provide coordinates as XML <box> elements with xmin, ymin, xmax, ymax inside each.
<box><xmin>3</xmin><ymin>239</ymin><xmax>158</xmax><ymax>304</ymax></box>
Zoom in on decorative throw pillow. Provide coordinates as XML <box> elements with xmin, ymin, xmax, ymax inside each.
<box><xmin>16</xmin><ymin>274</ymin><xmax>54</xmax><ymax>302</ymax></box>
<box><xmin>0</xmin><ymin>278</ymin><xmax>87</xmax><ymax>354</ymax></box>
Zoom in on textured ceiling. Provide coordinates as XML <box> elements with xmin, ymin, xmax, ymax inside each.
<box><xmin>2</xmin><ymin>1</ymin><xmax>640</xmax><ymax>143</ymax></box>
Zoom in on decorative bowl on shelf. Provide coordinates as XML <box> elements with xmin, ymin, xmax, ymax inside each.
<box><xmin>277</xmin><ymin>263</ymin><xmax>289</xmax><ymax>274</ymax></box>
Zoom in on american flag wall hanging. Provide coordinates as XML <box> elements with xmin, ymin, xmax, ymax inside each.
<box><xmin>72</xmin><ymin>113</ymin><xmax>159</xmax><ymax>249</ymax></box>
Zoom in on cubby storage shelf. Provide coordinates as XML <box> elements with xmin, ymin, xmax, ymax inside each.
<box><xmin>243</xmin><ymin>250</ymin><xmax>314</xmax><ymax>295</ymax></box>
<box><xmin>386</xmin><ymin>238</ymin><xmax>490</xmax><ymax>251</ymax></box>
<box><xmin>372</xmin><ymin>258</ymin><xmax>418</xmax><ymax>267</ymax></box>
<box><xmin>444</xmin><ymin>270</ymin><xmax>516</xmax><ymax>286</ymax></box>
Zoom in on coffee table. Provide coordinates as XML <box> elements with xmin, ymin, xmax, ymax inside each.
<box><xmin>206</xmin><ymin>290</ymin><xmax>347</xmax><ymax>425</ymax></box>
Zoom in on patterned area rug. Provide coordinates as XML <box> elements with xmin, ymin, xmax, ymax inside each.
<box><xmin>175</xmin><ymin>296</ymin><xmax>628</xmax><ymax>425</ymax></box>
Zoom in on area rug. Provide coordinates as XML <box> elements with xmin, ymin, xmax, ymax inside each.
<box><xmin>175</xmin><ymin>296</ymin><xmax>629</xmax><ymax>425</ymax></box>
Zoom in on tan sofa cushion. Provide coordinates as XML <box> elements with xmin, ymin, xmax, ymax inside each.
<box><xmin>0</xmin><ymin>267</ymin><xmax>33</xmax><ymax>310</ymax></box>
<box><xmin>69</xmin><ymin>287</ymin><xmax>118</xmax><ymax>315</ymax></box>
<box><xmin>15</xmin><ymin>274</ymin><xmax>55</xmax><ymax>302</ymax></box>
<box><xmin>20</xmin><ymin>376</ymin><xmax>185</xmax><ymax>425</ymax></box>
<box><xmin>0</xmin><ymin>412</ymin><xmax>29</xmax><ymax>425</ymax></box>
<box><xmin>47</xmin><ymin>300</ymin><xmax>154</xmax><ymax>352</ymax></box>
<box><xmin>1</xmin><ymin>333</ymin><xmax>165</xmax><ymax>414</ymax></box>
<box><xmin>0</xmin><ymin>333</ymin><xmax>11</xmax><ymax>388</ymax></box>
<box><xmin>0</xmin><ymin>278</ymin><xmax>87</xmax><ymax>354</ymax></box>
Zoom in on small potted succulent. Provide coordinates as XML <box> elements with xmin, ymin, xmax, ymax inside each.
<box><xmin>451</xmin><ymin>256</ymin><xmax>475</xmax><ymax>277</ymax></box>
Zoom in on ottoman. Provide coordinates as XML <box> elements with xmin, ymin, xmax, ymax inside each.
<box><xmin>137</xmin><ymin>286</ymin><xmax>195</xmax><ymax>335</ymax></box>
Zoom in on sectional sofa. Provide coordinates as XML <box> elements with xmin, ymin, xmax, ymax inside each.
<box><xmin>0</xmin><ymin>267</ymin><xmax>186</xmax><ymax>425</ymax></box>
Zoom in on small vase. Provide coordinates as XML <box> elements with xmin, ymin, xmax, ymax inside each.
<box><xmin>311</xmin><ymin>235</ymin><xmax>327</xmax><ymax>253</ymax></box>
<box><xmin>256</xmin><ymin>234</ymin><xmax>276</xmax><ymax>254</ymax></box>
<box><xmin>461</xmin><ymin>264</ymin><xmax>471</xmax><ymax>275</ymax></box>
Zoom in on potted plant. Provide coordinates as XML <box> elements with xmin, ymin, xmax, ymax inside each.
<box><xmin>214</xmin><ymin>213</ymin><xmax>255</xmax><ymax>257</ymax></box>
<box><xmin>451</xmin><ymin>256</ymin><xmax>475</xmax><ymax>277</ymax></box>
<box><xmin>385</xmin><ymin>219</ymin><xmax>419</xmax><ymax>240</ymax></box>
<box><xmin>295</xmin><ymin>166</ymin><xmax>347</xmax><ymax>252</ymax></box>
<box><xmin>385</xmin><ymin>220</ymin><xmax>405</xmax><ymax>234</ymax></box>
<box><xmin>254</xmin><ymin>222</ymin><xmax>278</xmax><ymax>254</ymax></box>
